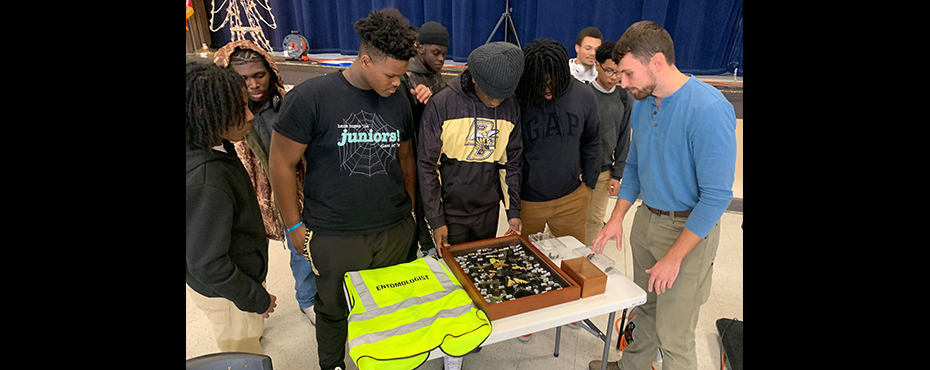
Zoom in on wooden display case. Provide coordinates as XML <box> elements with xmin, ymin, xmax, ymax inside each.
<box><xmin>560</xmin><ymin>257</ymin><xmax>607</xmax><ymax>298</ymax></box>
<box><xmin>441</xmin><ymin>235</ymin><xmax>581</xmax><ymax>321</ymax></box>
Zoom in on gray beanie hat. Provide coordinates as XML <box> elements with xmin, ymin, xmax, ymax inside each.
<box><xmin>467</xmin><ymin>42</ymin><xmax>524</xmax><ymax>100</ymax></box>
<box><xmin>417</xmin><ymin>21</ymin><xmax>449</xmax><ymax>47</ymax></box>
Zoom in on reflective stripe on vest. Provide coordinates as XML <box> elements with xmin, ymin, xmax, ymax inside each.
<box><xmin>344</xmin><ymin>257</ymin><xmax>491</xmax><ymax>370</ymax></box>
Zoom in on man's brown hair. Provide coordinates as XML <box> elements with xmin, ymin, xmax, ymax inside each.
<box><xmin>612</xmin><ymin>21</ymin><xmax>675</xmax><ymax>66</ymax></box>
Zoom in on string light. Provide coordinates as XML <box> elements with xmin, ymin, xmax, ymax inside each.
<box><xmin>210</xmin><ymin>0</ymin><xmax>278</xmax><ymax>52</ymax></box>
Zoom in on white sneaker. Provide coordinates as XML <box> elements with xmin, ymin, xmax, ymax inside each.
<box><xmin>517</xmin><ymin>334</ymin><xmax>532</xmax><ymax>342</ymax></box>
<box><xmin>567</xmin><ymin>321</ymin><xmax>581</xmax><ymax>329</ymax></box>
<box><xmin>443</xmin><ymin>355</ymin><xmax>463</xmax><ymax>370</ymax></box>
<box><xmin>301</xmin><ymin>307</ymin><xmax>316</xmax><ymax>326</ymax></box>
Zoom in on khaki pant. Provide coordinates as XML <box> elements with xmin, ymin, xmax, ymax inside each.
<box><xmin>585</xmin><ymin>171</ymin><xmax>613</xmax><ymax>246</ymax></box>
<box><xmin>187</xmin><ymin>284</ymin><xmax>265</xmax><ymax>355</ymax></box>
<box><xmin>618</xmin><ymin>204</ymin><xmax>719</xmax><ymax>370</ymax></box>
<box><xmin>521</xmin><ymin>183</ymin><xmax>591</xmax><ymax>243</ymax></box>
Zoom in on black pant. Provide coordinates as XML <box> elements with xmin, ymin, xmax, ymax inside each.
<box><xmin>443</xmin><ymin>205</ymin><xmax>496</xmax><ymax>356</ymax></box>
<box><xmin>407</xmin><ymin>185</ymin><xmax>436</xmax><ymax>262</ymax></box>
<box><xmin>308</xmin><ymin>215</ymin><xmax>415</xmax><ymax>370</ymax></box>
<box><xmin>446</xmin><ymin>205</ymin><xmax>500</xmax><ymax>245</ymax></box>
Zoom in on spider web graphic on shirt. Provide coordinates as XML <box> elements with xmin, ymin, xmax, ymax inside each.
<box><xmin>338</xmin><ymin>111</ymin><xmax>399</xmax><ymax>177</ymax></box>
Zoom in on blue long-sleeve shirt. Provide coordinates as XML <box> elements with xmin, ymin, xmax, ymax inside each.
<box><xmin>617</xmin><ymin>76</ymin><xmax>737</xmax><ymax>238</ymax></box>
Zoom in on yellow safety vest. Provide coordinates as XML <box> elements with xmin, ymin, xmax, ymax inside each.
<box><xmin>344</xmin><ymin>257</ymin><xmax>492</xmax><ymax>370</ymax></box>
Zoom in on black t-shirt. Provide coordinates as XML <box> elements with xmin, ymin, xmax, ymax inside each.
<box><xmin>273</xmin><ymin>71</ymin><xmax>414</xmax><ymax>235</ymax></box>
<box><xmin>251</xmin><ymin>97</ymin><xmax>279</xmax><ymax>157</ymax></box>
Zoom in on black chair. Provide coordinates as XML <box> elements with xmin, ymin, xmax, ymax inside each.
<box><xmin>186</xmin><ymin>352</ymin><xmax>273</xmax><ymax>370</ymax></box>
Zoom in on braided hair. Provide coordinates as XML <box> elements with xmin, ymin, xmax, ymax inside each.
<box><xmin>515</xmin><ymin>39</ymin><xmax>571</xmax><ymax>109</ymax></box>
<box><xmin>227</xmin><ymin>47</ymin><xmax>281</xmax><ymax>110</ymax></box>
<box><xmin>228</xmin><ymin>47</ymin><xmax>264</xmax><ymax>65</ymax></box>
<box><xmin>186</xmin><ymin>62</ymin><xmax>248</xmax><ymax>148</ymax></box>
<box><xmin>228</xmin><ymin>48</ymin><xmax>279</xmax><ymax>89</ymax></box>
<box><xmin>354</xmin><ymin>8</ymin><xmax>418</xmax><ymax>61</ymax></box>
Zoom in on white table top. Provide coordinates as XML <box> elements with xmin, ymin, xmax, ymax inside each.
<box><xmin>426</xmin><ymin>236</ymin><xmax>647</xmax><ymax>361</ymax></box>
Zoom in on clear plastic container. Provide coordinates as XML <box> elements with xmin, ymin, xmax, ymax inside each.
<box><xmin>534</xmin><ymin>237</ymin><xmax>564</xmax><ymax>251</ymax></box>
<box><xmin>529</xmin><ymin>232</ymin><xmax>572</xmax><ymax>260</ymax></box>
<box><xmin>571</xmin><ymin>247</ymin><xmax>618</xmax><ymax>275</ymax></box>
<box><xmin>528</xmin><ymin>232</ymin><xmax>552</xmax><ymax>243</ymax></box>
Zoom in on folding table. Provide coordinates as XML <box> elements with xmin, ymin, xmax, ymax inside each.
<box><xmin>425</xmin><ymin>236</ymin><xmax>647</xmax><ymax>370</ymax></box>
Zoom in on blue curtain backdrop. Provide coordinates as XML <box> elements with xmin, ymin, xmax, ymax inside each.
<box><xmin>206</xmin><ymin>0</ymin><xmax>743</xmax><ymax>76</ymax></box>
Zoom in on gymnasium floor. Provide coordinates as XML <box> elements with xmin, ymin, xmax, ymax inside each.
<box><xmin>186</xmin><ymin>54</ymin><xmax>743</xmax><ymax>370</ymax></box>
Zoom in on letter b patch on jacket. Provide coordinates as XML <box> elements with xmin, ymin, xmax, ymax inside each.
<box><xmin>466</xmin><ymin>118</ymin><xmax>499</xmax><ymax>161</ymax></box>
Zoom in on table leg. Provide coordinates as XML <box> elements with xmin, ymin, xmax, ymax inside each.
<box><xmin>601</xmin><ymin>311</ymin><xmax>616</xmax><ymax>370</ymax></box>
<box><xmin>553</xmin><ymin>325</ymin><xmax>561</xmax><ymax>357</ymax></box>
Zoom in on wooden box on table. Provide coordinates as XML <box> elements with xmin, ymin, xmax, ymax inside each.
<box><xmin>440</xmin><ymin>235</ymin><xmax>581</xmax><ymax>321</ymax></box>
<box><xmin>560</xmin><ymin>257</ymin><xmax>607</xmax><ymax>298</ymax></box>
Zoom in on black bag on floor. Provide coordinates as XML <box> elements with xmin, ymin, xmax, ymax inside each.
<box><xmin>716</xmin><ymin>318</ymin><xmax>743</xmax><ymax>370</ymax></box>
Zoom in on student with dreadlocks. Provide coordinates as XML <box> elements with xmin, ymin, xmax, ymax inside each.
<box><xmin>515</xmin><ymin>38</ymin><xmax>600</xmax><ymax>245</ymax></box>
<box><xmin>268</xmin><ymin>8</ymin><xmax>418</xmax><ymax>370</ymax></box>
<box><xmin>186</xmin><ymin>61</ymin><xmax>277</xmax><ymax>355</ymax></box>
<box><xmin>213</xmin><ymin>40</ymin><xmax>317</xmax><ymax>327</ymax></box>
<box><xmin>511</xmin><ymin>38</ymin><xmax>599</xmax><ymax>343</ymax></box>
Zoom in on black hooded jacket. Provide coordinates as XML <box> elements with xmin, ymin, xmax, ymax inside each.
<box><xmin>520</xmin><ymin>79</ymin><xmax>600</xmax><ymax>202</ymax></box>
<box><xmin>417</xmin><ymin>72</ymin><xmax>523</xmax><ymax>229</ymax></box>
<box><xmin>186</xmin><ymin>140</ymin><xmax>270</xmax><ymax>314</ymax></box>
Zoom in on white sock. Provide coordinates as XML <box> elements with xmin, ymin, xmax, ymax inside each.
<box><xmin>443</xmin><ymin>355</ymin><xmax>463</xmax><ymax>370</ymax></box>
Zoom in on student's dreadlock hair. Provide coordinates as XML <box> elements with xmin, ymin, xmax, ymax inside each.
<box><xmin>595</xmin><ymin>41</ymin><xmax>617</xmax><ymax>65</ymax></box>
<box><xmin>515</xmin><ymin>39</ymin><xmax>571</xmax><ymax>109</ymax></box>
<box><xmin>354</xmin><ymin>8</ymin><xmax>418</xmax><ymax>61</ymax></box>
<box><xmin>186</xmin><ymin>62</ymin><xmax>248</xmax><ymax>148</ymax></box>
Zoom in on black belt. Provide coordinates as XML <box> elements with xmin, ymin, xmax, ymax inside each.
<box><xmin>644</xmin><ymin>203</ymin><xmax>692</xmax><ymax>218</ymax></box>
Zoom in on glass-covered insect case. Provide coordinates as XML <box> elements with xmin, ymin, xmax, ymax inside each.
<box><xmin>440</xmin><ymin>235</ymin><xmax>581</xmax><ymax>321</ymax></box>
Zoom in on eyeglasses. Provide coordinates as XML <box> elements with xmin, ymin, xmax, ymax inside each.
<box><xmin>600</xmin><ymin>67</ymin><xmax>619</xmax><ymax>78</ymax></box>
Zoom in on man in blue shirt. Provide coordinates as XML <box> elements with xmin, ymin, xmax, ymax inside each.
<box><xmin>589</xmin><ymin>21</ymin><xmax>737</xmax><ymax>370</ymax></box>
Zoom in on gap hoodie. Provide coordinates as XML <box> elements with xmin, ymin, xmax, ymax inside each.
<box><xmin>520</xmin><ymin>79</ymin><xmax>600</xmax><ymax>202</ymax></box>
<box><xmin>186</xmin><ymin>140</ymin><xmax>270</xmax><ymax>314</ymax></box>
<box><xmin>417</xmin><ymin>72</ymin><xmax>523</xmax><ymax>229</ymax></box>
